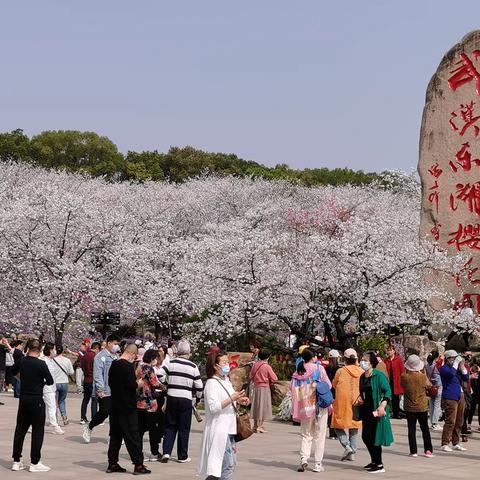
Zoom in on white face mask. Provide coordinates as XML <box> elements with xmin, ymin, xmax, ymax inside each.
<box><xmin>111</xmin><ymin>344</ymin><xmax>121</xmax><ymax>354</ymax></box>
<box><xmin>360</xmin><ymin>360</ymin><xmax>371</xmax><ymax>371</ymax></box>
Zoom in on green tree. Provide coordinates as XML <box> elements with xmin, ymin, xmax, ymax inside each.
<box><xmin>0</xmin><ymin>129</ymin><xmax>32</xmax><ymax>162</ymax></box>
<box><xmin>30</xmin><ymin>130</ymin><xmax>125</xmax><ymax>178</ymax></box>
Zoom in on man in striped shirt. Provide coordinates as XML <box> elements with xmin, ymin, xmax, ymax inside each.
<box><xmin>160</xmin><ymin>340</ymin><xmax>203</xmax><ymax>463</ymax></box>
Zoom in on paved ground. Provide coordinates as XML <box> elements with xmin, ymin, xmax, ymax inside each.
<box><xmin>1</xmin><ymin>391</ymin><xmax>480</xmax><ymax>479</ymax></box>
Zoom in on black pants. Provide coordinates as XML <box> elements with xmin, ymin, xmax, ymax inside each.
<box><xmin>362</xmin><ymin>416</ymin><xmax>383</xmax><ymax>466</ymax></box>
<box><xmin>138</xmin><ymin>410</ymin><xmax>160</xmax><ymax>456</ymax></box>
<box><xmin>12</xmin><ymin>396</ymin><xmax>46</xmax><ymax>464</ymax></box>
<box><xmin>81</xmin><ymin>383</ymin><xmax>97</xmax><ymax>421</ymax></box>
<box><xmin>468</xmin><ymin>397</ymin><xmax>480</xmax><ymax>425</ymax></box>
<box><xmin>391</xmin><ymin>393</ymin><xmax>401</xmax><ymax>418</ymax></box>
<box><xmin>89</xmin><ymin>396</ymin><xmax>111</xmax><ymax>430</ymax></box>
<box><xmin>108</xmin><ymin>410</ymin><xmax>143</xmax><ymax>466</ymax></box>
<box><xmin>406</xmin><ymin>411</ymin><xmax>432</xmax><ymax>454</ymax></box>
<box><xmin>461</xmin><ymin>393</ymin><xmax>472</xmax><ymax>435</ymax></box>
<box><xmin>163</xmin><ymin>397</ymin><xmax>193</xmax><ymax>460</ymax></box>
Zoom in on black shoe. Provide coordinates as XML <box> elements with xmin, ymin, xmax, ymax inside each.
<box><xmin>297</xmin><ymin>462</ymin><xmax>308</xmax><ymax>472</ymax></box>
<box><xmin>0</xmin><ymin>401</ymin><xmax>4</xmax><ymax>405</ymax></box>
<box><xmin>133</xmin><ymin>465</ymin><xmax>151</xmax><ymax>475</ymax></box>
<box><xmin>106</xmin><ymin>464</ymin><xmax>127</xmax><ymax>473</ymax></box>
<box><xmin>364</xmin><ymin>463</ymin><xmax>375</xmax><ymax>469</ymax></box>
<box><xmin>367</xmin><ymin>464</ymin><xmax>385</xmax><ymax>474</ymax></box>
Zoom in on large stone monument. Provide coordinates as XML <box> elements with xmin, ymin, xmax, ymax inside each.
<box><xmin>419</xmin><ymin>30</ymin><xmax>480</xmax><ymax>311</ymax></box>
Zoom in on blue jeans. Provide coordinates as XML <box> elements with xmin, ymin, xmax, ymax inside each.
<box><xmin>56</xmin><ymin>383</ymin><xmax>68</xmax><ymax>417</ymax></box>
<box><xmin>206</xmin><ymin>435</ymin><xmax>237</xmax><ymax>480</ymax></box>
<box><xmin>12</xmin><ymin>377</ymin><xmax>21</xmax><ymax>398</ymax></box>
<box><xmin>335</xmin><ymin>428</ymin><xmax>358</xmax><ymax>453</ymax></box>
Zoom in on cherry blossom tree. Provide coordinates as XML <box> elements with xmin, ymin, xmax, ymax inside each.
<box><xmin>0</xmin><ymin>163</ymin><xmax>467</xmax><ymax>350</ymax></box>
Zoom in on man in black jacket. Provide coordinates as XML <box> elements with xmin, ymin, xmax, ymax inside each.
<box><xmin>11</xmin><ymin>338</ymin><xmax>54</xmax><ymax>472</ymax></box>
<box><xmin>107</xmin><ymin>343</ymin><xmax>150</xmax><ymax>475</ymax></box>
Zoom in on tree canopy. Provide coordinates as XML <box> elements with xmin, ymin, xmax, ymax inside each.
<box><xmin>0</xmin><ymin>129</ymin><xmax>378</xmax><ymax>185</ymax></box>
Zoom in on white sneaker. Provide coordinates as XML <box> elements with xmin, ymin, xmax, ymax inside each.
<box><xmin>144</xmin><ymin>454</ymin><xmax>157</xmax><ymax>462</ymax></box>
<box><xmin>160</xmin><ymin>454</ymin><xmax>170</xmax><ymax>463</ymax></box>
<box><xmin>431</xmin><ymin>425</ymin><xmax>442</xmax><ymax>431</ymax></box>
<box><xmin>12</xmin><ymin>461</ymin><xmax>25</xmax><ymax>471</ymax></box>
<box><xmin>341</xmin><ymin>446</ymin><xmax>353</xmax><ymax>461</ymax></box>
<box><xmin>441</xmin><ymin>444</ymin><xmax>453</xmax><ymax>452</ymax></box>
<box><xmin>312</xmin><ymin>463</ymin><xmax>324</xmax><ymax>472</ymax></box>
<box><xmin>82</xmin><ymin>425</ymin><xmax>91</xmax><ymax>443</ymax></box>
<box><xmin>453</xmin><ymin>444</ymin><xmax>467</xmax><ymax>451</ymax></box>
<box><xmin>177</xmin><ymin>457</ymin><xmax>191</xmax><ymax>463</ymax></box>
<box><xmin>29</xmin><ymin>462</ymin><xmax>51</xmax><ymax>472</ymax></box>
<box><xmin>52</xmin><ymin>426</ymin><xmax>65</xmax><ymax>435</ymax></box>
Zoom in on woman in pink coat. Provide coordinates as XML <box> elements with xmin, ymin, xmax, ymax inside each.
<box><xmin>290</xmin><ymin>349</ymin><xmax>331</xmax><ymax>473</ymax></box>
<box><xmin>250</xmin><ymin>349</ymin><xmax>278</xmax><ymax>433</ymax></box>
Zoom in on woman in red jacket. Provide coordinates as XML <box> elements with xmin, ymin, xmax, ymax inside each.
<box><xmin>384</xmin><ymin>345</ymin><xmax>405</xmax><ymax>419</ymax></box>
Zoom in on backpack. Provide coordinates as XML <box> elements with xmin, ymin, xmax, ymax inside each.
<box><xmin>316</xmin><ymin>380</ymin><xmax>333</xmax><ymax>409</ymax></box>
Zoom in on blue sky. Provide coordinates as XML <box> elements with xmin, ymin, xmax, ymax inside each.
<box><xmin>1</xmin><ymin>1</ymin><xmax>479</xmax><ymax>172</ymax></box>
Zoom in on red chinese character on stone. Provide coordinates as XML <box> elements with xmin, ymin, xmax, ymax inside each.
<box><xmin>431</xmin><ymin>223</ymin><xmax>442</xmax><ymax>241</ymax></box>
<box><xmin>449</xmin><ymin>101</ymin><xmax>480</xmax><ymax>136</ymax></box>
<box><xmin>448</xmin><ymin>51</ymin><xmax>480</xmax><ymax>95</ymax></box>
<box><xmin>449</xmin><ymin>142</ymin><xmax>480</xmax><ymax>173</ymax></box>
<box><xmin>428</xmin><ymin>163</ymin><xmax>443</xmax><ymax>178</ymax></box>
<box><xmin>450</xmin><ymin>182</ymin><xmax>480</xmax><ymax>215</ymax></box>
<box><xmin>428</xmin><ymin>181</ymin><xmax>440</xmax><ymax>213</ymax></box>
<box><xmin>448</xmin><ymin>223</ymin><xmax>480</xmax><ymax>251</ymax></box>
<box><xmin>454</xmin><ymin>257</ymin><xmax>480</xmax><ymax>287</ymax></box>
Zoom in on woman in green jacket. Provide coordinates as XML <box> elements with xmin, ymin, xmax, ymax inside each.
<box><xmin>357</xmin><ymin>351</ymin><xmax>394</xmax><ymax>474</ymax></box>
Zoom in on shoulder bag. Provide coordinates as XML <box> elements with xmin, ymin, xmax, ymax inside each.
<box><xmin>426</xmin><ymin>365</ymin><xmax>439</xmax><ymax>398</ymax></box>
<box><xmin>214</xmin><ymin>378</ymin><xmax>254</xmax><ymax>442</ymax></box>
<box><xmin>352</xmin><ymin>394</ymin><xmax>362</xmax><ymax>421</ymax></box>
<box><xmin>53</xmin><ymin>358</ymin><xmax>75</xmax><ymax>383</ymax></box>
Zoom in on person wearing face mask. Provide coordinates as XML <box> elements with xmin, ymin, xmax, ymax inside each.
<box><xmin>358</xmin><ymin>351</ymin><xmax>393</xmax><ymax>474</ymax></box>
<box><xmin>198</xmin><ymin>350</ymin><xmax>249</xmax><ymax>480</ymax></box>
<box><xmin>439</xmin><ymin>350</ymin><xmax>469</xmax><ymax>452</ymax></box>
<box><xmin>136</xmin><ymin>349</ymin><xmax>165</xmax><ymax>461</ymax></box>
<box><xmin>83</xmin><ymin>333</ymin><xmax>121</xmax><ymax>444</ymax></box>
<box><xmin>106</xmin><ymin>343</ymin><xmax>150</xmax><ymax>475</ymax></box>
<box><xmin>160</xmin><ymin>339</ymin><xmax>204</xmax><ymax>464</ymax></box>
<box><xmin>290</xmin><ymin>348</ymin><xmax>331</xmax><ymax>473</ymax></box>
<box><xmin>41</xmin><ymin>343</ymin><xmax>64</xmax><ymax>435</ymax></box>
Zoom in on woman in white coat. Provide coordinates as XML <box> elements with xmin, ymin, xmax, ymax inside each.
<box><xmin>198</xmin><ymin>351</ymin><xmax>249</xmax><ymax>480</ymax></box>
<box><xmin>41</xmin><ymin>343</ymin><xmax>64</xmax><ymax>435</ymax></box>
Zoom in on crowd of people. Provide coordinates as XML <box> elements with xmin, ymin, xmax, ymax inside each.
<box><xmin>1</xmin><ymin>332</ymin><xmax>479</xmax><ymax>478</ymax></box>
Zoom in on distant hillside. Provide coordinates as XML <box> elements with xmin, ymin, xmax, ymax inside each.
<box><xmin>0</xmin><ymin>129</ymin><xmax>378</xmax><ymax>186</ymax></box>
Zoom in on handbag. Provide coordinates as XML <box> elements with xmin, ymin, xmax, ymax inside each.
<box><xmin>214</xmin><ymin>378</ymin><xmax>254</xmax><ymax>442</ymax></box>
<box><xmin>352</xmin><ymin>394</ymin><xmax>362</xmax><ymax>421</ymax></box>
<box><xmin>426</xmin><ymin>365</ymin><xmax>439</xmax><ymax>398</ymax></box>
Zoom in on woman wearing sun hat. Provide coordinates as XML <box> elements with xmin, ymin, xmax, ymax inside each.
<box><xmin>331</xmin><ymin>348</ymin><xmax>363</xmax><ymax>462</ymax></box>
<box><xmin>400</xmin><ymin>354</ymin><xmax>433</xmax><ymax>458</ymax></box>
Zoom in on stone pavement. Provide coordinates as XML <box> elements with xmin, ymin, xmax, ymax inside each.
<box><xmin>1</xmin><ymin>391</ymin><xmax>480</xmax><ymax>479</ymax></box>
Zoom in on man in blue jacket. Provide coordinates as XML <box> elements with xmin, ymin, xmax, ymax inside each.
<box><xmin>82</xmin><ymin>334</ymin><xmax>120</xmax><ymax>443</ymax></box>
<box><xmin>440</xmin><ymin>350</ymin><xmax>469</xmax><ymax>452</ymax></box>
